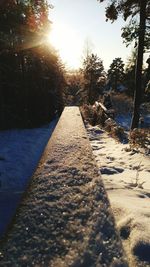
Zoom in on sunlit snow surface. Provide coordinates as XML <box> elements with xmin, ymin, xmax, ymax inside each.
<box><xmin>86</xmin><ymin>123</ymin><xmax>150</xmax><ymax>266</ymax></box>
<box><xmin>0</xmin><ymin>119</ymin><xmax>57</xmax><ymax>237</ymax></box>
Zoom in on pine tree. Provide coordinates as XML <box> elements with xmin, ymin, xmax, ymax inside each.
<box><xmin>98</xmin><ymin>0</ymin><xmax>149</xmax><ymax>128</ymax></box>
<box><xmin>108</xmin><ymin>57</ymin><xmax>124</xmax><ymax>91</ymax></box>
<box><xmin>124</xmin><ymin>49</ymin><xmax>137</xmax><ymax>96</ymax></box>
<box><xmin>82</xmin><ymin>53</ymin><xmax>104</xmax><ymax>104</ymax></box>
<box><xmin>0</xmin><ymin>1</ymin><xmax>65</xmax><ymax>129</ymax></box>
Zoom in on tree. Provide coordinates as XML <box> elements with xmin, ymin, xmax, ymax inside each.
<box><xmin>131</xmin><ymin>0</ymin><xmax>147</xmax><ymax>129</ymax></box>
<box><xmin>108</xmin><ymin>57</ymin><xmax>125</xmax><ymax>91</ymax></box>
<box><xmin>121</xmin><ymin>5</ymin><xmax>150</xmax><ymax>51</ymax></box>
<box><xmin>82</xmin><ymin>53</ymin><xmax>104</xmax><ymax>104</ymax></box>
<box><xmin>98</xmin><ymin>0</ymin><xmax>149</xmax><ymax>129</ymax></box>
<box><xmin>143</xmin><ymin>56</ymin><xmax>150</xmax><ymax>101</ymax></box>
<box><xmin>124</xmin><ymin>49</ymin><xmax>137</xmax><ymax>96</ymax></box>
<box><xmin>0</xmin><ymin>1</ymin><xmax>65</xmax><ymax>129</ymax></box>
<box><xmin>145</xmin><ymin>56</ymin><xmax>150</xmax><ymax>85</ymax></box>
<box><xmin>64</xmin><ymin>70</ymin><xmax>82</xmax><ymax>105</ymax></box>
<box><xmin>0</xmin><ymin>0</ymin><xmax>51</xmax><ymax>52</ymax></box>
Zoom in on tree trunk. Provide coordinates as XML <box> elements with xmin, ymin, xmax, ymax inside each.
<box><xmin>131</xmin><ymin>0</ymin><xmax>147</xmax><ymax>130</ymax></box>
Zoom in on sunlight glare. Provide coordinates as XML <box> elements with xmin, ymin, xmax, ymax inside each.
<box><xmin>47</xmin><ymin>22</ymin><xmax>82</xmax><ymax>69</ymax></box>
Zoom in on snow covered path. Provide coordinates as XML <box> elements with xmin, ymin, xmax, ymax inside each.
<box><xmin>86</xmin><ymin>124</ymin><xmax>150</xmax><ymax>267</ymax></box>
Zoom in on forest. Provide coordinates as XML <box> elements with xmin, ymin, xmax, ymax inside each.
<box><xmin>0</xmin><ymin>0</ymin><xmax>149</xmax><ymax>131</ymax></box>
<box><xmin>0</xmin><ymin>1</ymin><xmax>150</xmax><ymax>267</ymax></box>
<box><xmin>0</xmin><ymin>0</ymin><xmax>65</xmax><ymax>129</ymax></box>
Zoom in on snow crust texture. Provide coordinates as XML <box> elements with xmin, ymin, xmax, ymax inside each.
<box><xmin>86</xmin><ymin>124</ymin><xmax>150</xmax><ymax>267</ymax></box>
<box><xmin>0</xmin><ymin>120</ymin><xmax>57</xmax><ymax>237</ymax></box>
<box><xmin>0</xmin><ymin>107</ymin><xmax>128</xmax><ymax>267</ymax></box>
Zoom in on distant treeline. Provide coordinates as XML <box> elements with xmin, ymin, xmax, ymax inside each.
<box><xmin>0</xmin><ymin>1</ymin><xmax>65</xmax><ymax>129</ymax></box>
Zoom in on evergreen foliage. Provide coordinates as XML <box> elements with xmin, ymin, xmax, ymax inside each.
<box><xmin>124</xmin><ymin>49</ymin><xmax>137</xmax><ymax>96</ymax></box>
<box><xmin>108</xmin><ymin>57</ymin><xmax>125</xmax><ymax>91</ymax></box>
<box><xmin>82</xmin><ymin>53</ymin><xmax>105</xmax><ymax>104</ymax></box>
<box><xmin>98</xmin><ymin>0</ymin><xmax>149</xmax><ymax>129</ymax></box>
<box><xmin>0</xmin><ymin>0</ymin><xmax>64</xmax><ymax>129</ymax></box>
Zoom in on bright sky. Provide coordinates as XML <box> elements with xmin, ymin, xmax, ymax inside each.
<box><xmin>48</xmin><ymin>0</ymin><xmax>132</xmax><ymax>70</ymax></box>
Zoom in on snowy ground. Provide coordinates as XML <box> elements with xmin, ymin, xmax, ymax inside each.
<box><xmin>86</xmin><ymin>123</ymin><xmax>150</xmax><ymax>267</ymax></box>
<box><xmin>0</xmin><ymin>109</ymin><xmax>150</xmax><ymax>266</ymax></box>
<box><xmin>0</xmin><ymin>107</ymin><xmax>128</xmax><ymax>267</ymax></box>
<box><xmin>0</xmin><ymin>119</ymin><xmax>57</xmax><ymax>237</ymax></box>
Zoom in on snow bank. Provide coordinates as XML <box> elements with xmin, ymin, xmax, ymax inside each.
<box><xmin>86</xmin><ymin>124</ymin><xmax>150</xmax><ymax>267</ymax></box>
<box><xmin>0</xmin><ymin>119</ymin><xmax>57</xmax><ymax>237</ymax></box>
<box><xmin>0</xmin><ymin>120</ymin><xmax>57</xmax><ymax>191</ymax></box>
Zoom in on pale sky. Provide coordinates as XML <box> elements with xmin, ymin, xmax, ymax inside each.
<box><xmin>48</xmin><ymin>0</ymin><xmax>132</xmax><ymax>70</ymax></box>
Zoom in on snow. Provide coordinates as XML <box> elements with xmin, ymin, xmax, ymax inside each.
<box><xmin>0</xmin><ymin>107</ymin><xmax>150</xmax><ymax>266</ymax></box>
<box><xmin>116</xmin><ymin>113</ymin><xmax>150</xmax><ymax>130</ymax></box>
<box><xmin>115</xmin><ymin>114</ymin><xmax>132</xmax><ymax>130</ymax></box>
<box><xmin>0</xmin><ymin>119</ymin><xmax>57</xmax><ymax>237</ymax></box>
<box><xmin>0</xmin><ymin>107</ymin><xmax>128</xmax><ymax>267</ymax></box>
<box><xmin>86</xmin><ymin>123</ymin><xmax>150</xmax><ymax>267</ymax></box>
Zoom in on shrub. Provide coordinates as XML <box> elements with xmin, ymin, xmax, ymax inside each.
<box><xmin>129</xmin><ymin>128</ymin><xmax>150</xmax><ymax>149</ymax></box>
<box><xmin>80</xmin><ymin>104</ymin><xmax>107</xmax><ymax>126</ymax></box>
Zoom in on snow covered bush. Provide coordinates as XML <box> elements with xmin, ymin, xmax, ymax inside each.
<box><xmin>80</xmin><ymin>104</ymin><xmax>97</xmax><ymax>126</ymax></box>
<box><xmin>80</xmin><ymin>104</ymin><xmax>106</xmax><ymax>126</ymax></box>
<box><xmin>129</xmin><ymin>129</ymin><xmax>149</xmax><ymax>150</ymax></box>
<box><xmin>104</xmin><ymin>118</ymin><xmax>125</xmax><ymax>141</ymax></box>
<box><xmin>104</xmin><ymin>118</ymin><xmax>117</xmax><ymax>132</ymax></box>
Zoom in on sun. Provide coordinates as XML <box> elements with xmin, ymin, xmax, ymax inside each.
<box><xmin>46</xmin><ymin>22</ymin><xmax>82</xmax><ymax>69</ymax></box>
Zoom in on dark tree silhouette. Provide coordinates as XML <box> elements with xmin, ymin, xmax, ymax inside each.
<box><xmin>82</xmin><ymin>53</ymin><xmax>104</xmax><ymax>104</ymax></box>
<box><xmin>98</xmin><ymin>0</ymin><xmax>149</xmax><ymax>129</ymax></box>
<box><xmin>0</xmin><ymin>0</ymin><xmax>65</xmax><ymax>129</ymax></box>
<box><xmin>108</xmin><ymin>57</ymin><xmax>125</xmax><ymax>91</ymax></box>
<box><xmin>131</xmin><ymin>0</ymin><xmax>147</xmax><ymax>129</ymax></box>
